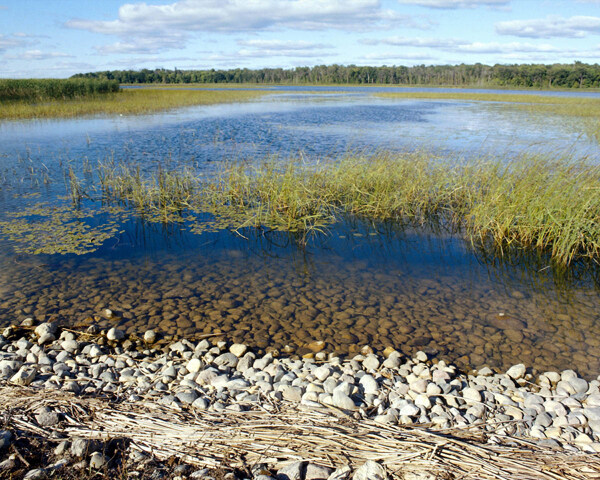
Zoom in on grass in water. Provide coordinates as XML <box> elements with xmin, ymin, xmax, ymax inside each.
<box><xmin>3</xmin><ymin>152</ymin><xmax>600</xmax><ymax>265</ymax></box>
<box><xmin>88</xmin><ymin>152</ymin><xmax>600</xmax><ymax>265</ymax></box>
<box><xmin>0</xmin><ymin>88</ymin><xmax>268</xmax><ymax>120</ymax></box>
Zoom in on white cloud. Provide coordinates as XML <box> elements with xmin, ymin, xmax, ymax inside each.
<box><xmin>360</xmin><ymin>51</ymin><xmax>435</xmax><ymax>61</ymax></box>
<box><xmin>96</xmin><ymin>34</ymin><xmax>187</xmax><ymax>55</ymax></box>
<box><xmin>4</xmin><ymin>49</ymin><xmax>73</xmax><ymax>60</ymax></box>
<box><xmin>365</xmin><ymin>36</ymin><xmax>560</xmax><ymax>54</ymax></box>
<box><xmin>397</xmin><ymin>0</ymin><xmax>509</xmax><ymax>8</ymax></box>
<box><xmin>0</xmin><ymin>33</ymin><xmax>30</xmax><ymax>52</ymax></box>
<box><xmin>496</xmin><ymin>15</ymin><xmax>600</xmax><ymax>38</ymax></box>
<box><xmin>66</xmin><ymin>0</ymin><xmax>415</xmax><ymax>37</ymax></box>
<box><xmin>237</xmin><ymin>39</ymin><xmax>331</xmax><ymax>50</ymax></box>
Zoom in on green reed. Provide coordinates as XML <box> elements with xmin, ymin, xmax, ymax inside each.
<box><xmin>59</xmin><ymin>152</ymin><xmax>600</xmax><ymax>264</ymax></box>
<box><xmin>0</xmin><ymin>78</ymin><xmax>119</xmax><ymax>102</ymax></box>
<box><xmin>203</xmin><ymin>152</ymin><xmax>600</xmax><ymax>264</ymax></box>
<box><xmin>94</xmin><ymin>161</ymin><xmax>196</xmax><ymax>222</ymax></box>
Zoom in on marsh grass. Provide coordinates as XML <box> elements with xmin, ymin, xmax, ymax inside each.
<box><xmin>377</xmin><ymin>91</ymin><xmax>600</xmax><ymax>141</ymax></box>
<box><xmin>69</xmin><ymin>152</ymin><xmax>600</xmax><ymax>265</ymax></box>
<box><xmin>0</xmin><ymin>78</ymin><xmax>119</xmax><ymax>102</ymax></box>
<box><xmin>0</xmin><ymin>88</ymin><xmax>268</xmax><ymax>120</ymax></box>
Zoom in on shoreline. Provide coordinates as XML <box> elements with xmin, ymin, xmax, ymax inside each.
<box><xmin>1</xmin><ymin>320</ymin><xmax>600</xmax><ymax>479</ymax></box>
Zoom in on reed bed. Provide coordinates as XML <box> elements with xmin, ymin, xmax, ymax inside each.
<box><xmin>200</xmin><ymin>153</ymin><xmax>600</xmax><ymax>265</ymax></box>
<box><xmin>0</xmin><ymin>88</ymin><xmax>267</xmax><ymax>120</ymax></box>
<box><xmin>0</xmin><ymin>78</ymin><xmax>119</xmax><ymax>103</ymax></box>
<box><xmin>2</xmin><ymin>386</ymin><xmax>598</xmax><ymax>480</ymax></box>
<box><xmin>72</xmin><ymin>152</ymin><xmax>600</xmax><ymax>265</ymax></box>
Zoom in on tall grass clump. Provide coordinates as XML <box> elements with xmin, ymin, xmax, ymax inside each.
<box><xmin>0</xmin><ymin>78</ymin><xmax>119</xmax><ymax>102</ymax></box>
<box><xmin>95</xmin><ymin>161</ymin><xmax>196</xmax><ymax>222</ymax></box>
<box><xmin>61</xmin><ymin>152</ymin><xmax>600</xmax><ymax>265</ymax></box>
<box><xmin>205</xmin><ymin>152</ymin><xmax>600</xmax><ymax>264</ymax></box>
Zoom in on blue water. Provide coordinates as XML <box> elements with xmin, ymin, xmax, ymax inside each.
<box><xmin>0</xmin><ymin>92</ymin><xmax>599</xmax><ymax>377</ymax></box>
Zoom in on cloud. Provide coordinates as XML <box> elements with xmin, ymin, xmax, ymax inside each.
<box><xmin>66</xmin><ymin>0</ymin><xmax>422</xmax><ymax>39</ymax></box>
<box><xmin>96</xmin><ymin>34</ymin><xmax>186</xmax><ymax>55</ymax></box>
<box><xmin>397</xmin><ymin>0</ymin><xmax>509</xmax><ymax>8</ymax></box>
<box><xmin>496</xmin><ymin>15</ymin><xmax>600</xmax><ymax>38</ymax></box>
<box><xmin>4</xmin><ymin>49</ymin><xmax>73</xmax><ymax>60</ymax></box>
<box><xmin>237</xmin><ymin>39</ymin><xmax>331</xmax><ymax>50</ymax></box>
<box><xmin>0</xmin><ymin>33</ymin><xmax>31</xmax><ymax>52</ymax></box>
<box><xmin>360</xmin><ymin>51</ymin><xmax>435</xmax><ymax>61</ymax></box>
<box><xmin>364</xmin><ymin>36</ymin><xmax>560</xmax><ymax>54</ymax></box>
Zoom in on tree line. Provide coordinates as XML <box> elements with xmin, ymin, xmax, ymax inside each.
<box><xmin>71</xmin><ymin>62</ymin><xmax>600</xmax><ymax>89</ymax></box>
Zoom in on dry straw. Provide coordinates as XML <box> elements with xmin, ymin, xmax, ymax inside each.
<box><xmin>2</xmin><ymin>386</ymin><xmax>599</xmax><ymax>479</ymax></box>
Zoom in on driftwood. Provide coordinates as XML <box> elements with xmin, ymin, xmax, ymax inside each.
<box><xmin>2</xmin><ymin>386</ymin><xmax>600</xmax><ymax>480</ymax></box>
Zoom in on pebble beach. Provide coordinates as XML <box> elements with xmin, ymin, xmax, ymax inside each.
<box><xmin>1</xmin><ymin>317</ymin><xmax>600</xmax><ymax>479</ymax></box>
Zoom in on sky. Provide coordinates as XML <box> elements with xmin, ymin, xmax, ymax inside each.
<box><xmin>0</xmin><ymin>0</ymin><xmax>599</xmax><ymax>78</ymax></box>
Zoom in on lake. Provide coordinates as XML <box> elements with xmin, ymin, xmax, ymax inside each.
<box><xmin>1</xmin><ymin>87</ymin><xmax>599</xmax><ymax>377</ymax></box>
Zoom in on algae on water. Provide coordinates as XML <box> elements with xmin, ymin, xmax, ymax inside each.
<box><xmin>0</xmin><ymin>203</ymin><xmax>125</xmax><ymax>255</ymax></box>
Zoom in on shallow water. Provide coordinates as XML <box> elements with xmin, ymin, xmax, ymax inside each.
<box><xmin>1</xmin><ymin>91</ymin><xmax>599</xmax><ymax>377</ymax></box>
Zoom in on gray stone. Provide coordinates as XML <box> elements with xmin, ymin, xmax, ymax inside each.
<box><xmin>414</xmin><ymin>394</ymin><xmax>432</xmax><ymax>409</ymax></box>
<box><xmin>192</xmin><ymin>397</ymin><xmax>209</xmax><ymax>410</ymax></box>
<box><xmin>400</xmin><ymin>403</ymin><xmax>420</xmax><ymax>417</ymax></box>
<box><xmin>306</xmin><ymin>464</ymin><xmax>334</xmax><ymax>480</ymax></box>
<box><xmin>60</xmin><ymin>339</ymin><xmax>79</xmax><ymax>354</ymax></box>
<box><xmin>352</xmin><ymin>460</ymin><xmax>387</xmax><ymax>480</ymax></box>
<box><xmin>10</xmin><ymin>366</ymin><xmax>36</xmax><ymax>386</ymax></box>
<box><xmin>462</xmin><ymin>387</ymin><xmax>482</xmax><ymax>404</ymax></box>
<box><xmin>332</xmin><ymin>390</ymin><xmax>356</xmax><ymax>410</ymax></box>
<box><xmin>382</xmin><ymin>355</ymin><xmax>401</xmax><ymax>369</ymax></box>
<box><xmin>277</xmin><ymin>461</ymin><xmax>306</xmax><ymax>480</ymax></box>
<box><xmin>282</xmin><ymin>386</ymin><xmax>303</xmax><ymax>403</ymax></box>
<box><xmin>54</xmin><ymin>440</ymin><xmax>69</xmax><ymax>456</ymax></box>
<box><xmin>0</xmin><ymin>456</ymin><xmax>16</xmax><ymax>470</ymax></box>
<box><xmin>359</xmin><ymin>374</ymin><xmax>378</xmax><ymax>394</ymax></box>
<box><xmin>327</xmin><ymin>466</ymin><xmax>351</xmax><ymax>480</ymax></box>
<box><xmin>0</xmin><ymin>430</ymin><xmax>12</xmax><ymax>450</ymax></box>
<box><xmin>144</xmin><ymin>330</ymin><xmax>157</xmax><ymax>344</ymax></box>
<box><xmin>363</xmin><ymin>355</ymin><xmax>380</xmax><ymax>371</ymax></box>
<box><xmin>89</xmin><ymin>345</ymin><xmax>103</xmax><ymax>358</ymax></box>
<box><xmin>107</xmin><ymin>328</ymin><xmax>125</xmax><ymax>341</ymax></box>
<box><xmin>34</xmin><ymin>322</ymin><xmax>57</xmax><ymax>339</ymax></box>
<box><xmin>89</xmin><ymin>451</ymin><xmax>108</xmax><ymax>469</ymax></box>
<box><xmin>506</xmin><ymin>364</ymin><xmax>526</xmax><ymax>380</ymax></box>
<box><xmin>214</xmin><ymin>353</ymin><xmax>239</xmax><ymax>368</ymax></box>
<box><xmin>23</xmin><ymin>469</ymin><xmax>46</xmax><ymax>480</ymax></box>
<box><xmin>176</xmin><ymin>391</ymin><xmax>199</xmax><ymax>404</ymax></box>
<box><xmin>568</xmin><ymin>377</ymin><xmax>589</xmax><ymax>395</ymax></box>
<box><xmin>187</xmin><ymin>358</ymin><xmax>203</xmax><ymax>373</ymax></box>
<box><xmin>534</xmin><ymin>412</ymin><xmax>553</xmax><ymax>428</ymax></box>
<box><xmin>254</xmin><ymin>353</ymin><xmax>274</xmax><ymax>370</ymax></box>
<box><xmin>70</xmin><ymin>437</ymin><xmax>91</xmax><ymax>457</ymax></box>
<box><xmin>314</xmin><ymin>365</ymin><xmax>332</xmax><ymax>382</ymax></box>
<box><xmin>584</xmin><ymin>407</ymin><xmax>600</xmax><ymax>422</ymax></box>
<box><xmin>37</xmin><ymin>333</ymin><xmax>55</xmax><ymax>345</ymax></box>
<box><xmin>229</xmin><ymin>343</ymin><xmax>247</xmax><ymax>357</ymax></box>
<box><xmin>35</xmin><ymin>409</ymin><xmax>60</xmax><ymax>427</ymax></box>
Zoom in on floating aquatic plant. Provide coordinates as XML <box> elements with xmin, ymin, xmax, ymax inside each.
<box><xmin>0</xmin><ymin>203</ymin><xmax>125</xmax><ymax>255</ymax></box>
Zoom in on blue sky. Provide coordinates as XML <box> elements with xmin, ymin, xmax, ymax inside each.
<box><xmin>1</xmin><ymin>0</ymin><xmax>599</xmax><ymax>78</ymax></box>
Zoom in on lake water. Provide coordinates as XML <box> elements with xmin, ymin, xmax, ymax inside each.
<box><xmin>1</xmin><ymin>89</ymin><xmax>599</xmax><ymax>377</ymax></box>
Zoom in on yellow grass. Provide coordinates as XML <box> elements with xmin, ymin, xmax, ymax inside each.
<box><xmin>0</xmin><ymin>88</ymin><xmax>269</xmax><ymax>120</ymax></box>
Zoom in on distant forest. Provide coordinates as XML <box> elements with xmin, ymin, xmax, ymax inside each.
<box><xmin>72</xmin><ymin>62</ymin><xmax>600</xmax><ymax>89</ymax></box>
